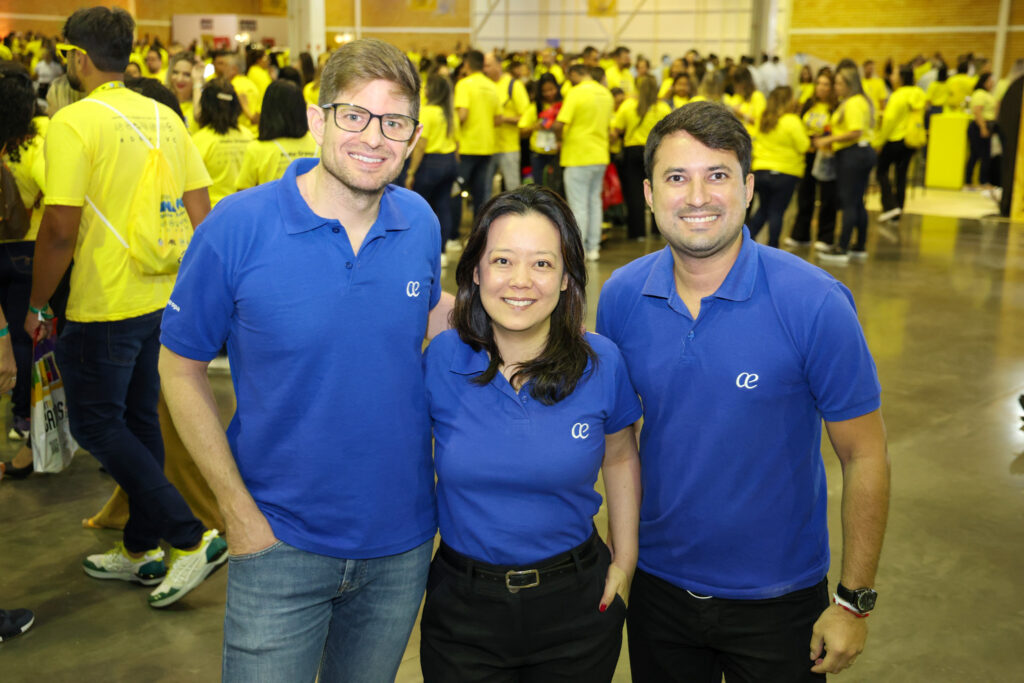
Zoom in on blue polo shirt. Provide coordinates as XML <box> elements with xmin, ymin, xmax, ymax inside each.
<box><xmin>424</xmin><ymin>330</ymin><xmax>642</xmax><ymax>566</ymax></box>
<box><xmin>161</xmin><ymin>157</ymin><xmax>441</xmax><ymax>559</ymax></box>
<box><xmin>596</xmin><ymin>228</ymin><xmax>880</xmax><ymax>599</ymax></box>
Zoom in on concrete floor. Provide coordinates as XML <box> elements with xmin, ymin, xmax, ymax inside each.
<box><xmin>2</xmin><ymin>190</ymin><xmax>1023</xmax><ymax>682</ymax></box>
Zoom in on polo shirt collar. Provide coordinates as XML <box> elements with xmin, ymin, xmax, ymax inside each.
<box><xmin>277</xmin><ymin>158</ymin><xmax>415</xmax><ymax>236</ymax></box>
<box><xmin>641</xmin><ymin>226</ymin><xmax>758</xmax><ymax>304</ymax></box>
<box><xmin>449</xmin><ymin>337</ymin><xmax>490</xmax><ymax>376</ymax></box>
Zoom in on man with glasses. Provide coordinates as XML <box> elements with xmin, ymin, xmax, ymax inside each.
<box><xmin>26</xmin><ymin>6</ymin><xmax>221</xmax><ymax>609</ymax></box>
<box><xmin>160</xmin><ymin>38</ymin><xmax>453</xmax><ymax>682</ymax></box>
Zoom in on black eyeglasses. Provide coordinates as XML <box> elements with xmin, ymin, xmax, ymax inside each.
<box><xmin>322</xmin><ymin>103</ymin><xmax>419</xmax><ymax>142</ymax></box>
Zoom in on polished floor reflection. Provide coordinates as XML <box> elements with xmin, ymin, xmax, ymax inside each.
<box><xmin>2</xmin><ymin>191</ymin><xmax>1023</xmax><ymax>682</ymax></box>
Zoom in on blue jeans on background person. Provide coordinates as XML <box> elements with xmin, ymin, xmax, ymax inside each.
<box><xmin>563</xmin><ymin>164</ymin><xmax>606</xmax><ymax>253</ymax></box>
<box><xmin>412</xmin><ymin>153</ymin><xmax>459</xmax><ymax>247</ymax></box>
<box><xmin>748</xmin><ymin>170</ymin><xmax>800</xmax><ymax>248</ymax></box>
<box><xmin>836</xmin><ymin>144</ymin><xmax>877</xmax><ymax>252</ymax></box>
<box><xmin>223</xmin><ymin>538</ymin><xmax>432</xmax><ymax>683</ymax></box>
<box><xmin>458</xmin><ymin>154</ymin><xmax>494</xmax><ymax>218</ymax></box>
<box><xmin>57</xmin><ymin>310</ymin><xmax>205</xmax><ymax>552</ymax></box>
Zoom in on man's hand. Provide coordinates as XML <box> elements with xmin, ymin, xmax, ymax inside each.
<box><xmin>226</xmin><ymin>508</ymin><xmax>278</xmax><ymax>557</ymax></box>
<box><xmin>809</xmin><ymin>604</ymin><xmax>868</xmax><ymax>674</ymax></box>
<box><xmin>23</xmin><ymin>310</ymin><xmax>52</xmax><ymax>343</ymax></box>
<box><xmin>0</xmin><ymin>336</ymin><xmax>17</xmax><ymax>393</ymax></box>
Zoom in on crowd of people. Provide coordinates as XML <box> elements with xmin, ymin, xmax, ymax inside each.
<box><xmin>7</xmin><ymin>6</ymin><xmax>1017</xmax><ymax>680</ymax></box>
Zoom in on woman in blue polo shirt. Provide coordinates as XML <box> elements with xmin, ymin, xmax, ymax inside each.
<box><xmin>420</xmin><ymin>185</ymin><xmax>642</xmax><ymax>682</ymax></box>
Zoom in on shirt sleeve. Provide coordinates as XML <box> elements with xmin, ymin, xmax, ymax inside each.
<box><xmin>603</xmin><ymin>342</ymin><xmax>643</xmax><ymax>434</ymax></box>
<box><xmin>804</xmin><ymin>283</ymin><xmax>882</xmax><ymax>422</ymax></box>
<box><xmin>453</xmin><ymin>79</ymin><xmax>470</xmax><ymax>110</ymax></box>
<box><xmin>512</xmin><ymin>80</ymin><xmax>531</xmax><ymax>117</ymax></box>
<box><xmin>556</xmin><ymin>90</ymin><xmax>577</xmax><ymax>125</ymax></box>
<box><xmin>235</xmin><ymin>144</ymin><xmax>259</xmax><ymax>190</ymax></box>
<box><xmin>160</xmin><ymin>228</ymin><xmax>234</xmax><ymax>361</ymax></box>
<box><xmin>43</xmin><ymin>115</ymin><xmax>89</xmax><ymax>207</ymax></box>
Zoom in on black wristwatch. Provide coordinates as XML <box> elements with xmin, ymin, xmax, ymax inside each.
<box><xmin>836</xmin><ymin>582</ymin><xmax>877</xmax><ymax>614</ymax></box>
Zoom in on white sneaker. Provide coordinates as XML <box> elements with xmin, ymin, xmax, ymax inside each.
<box><xmin>586</xmin><ymin>249</ymin><xmax>600</xmax><ymax>262</ymax></box>
<box><xmin>817</xmin><ymin>246</ymin><xmax>850</xmax><ymax>265</ymax></box>
<box><xmin>445</xmin><ymin>239</ymin><xmax>462</xmax><ymax>252</ymax></box>
<box><xmin>813</xmin><ymin>241</ymin><xmax>831</xmax><ymax>252</ymax></box>
<box><xmin>83</xmin><ymin>543</ymin><xmax>166</xmax><ymax>586</ymax></box>
<box><xmin>148</xmin><ymin>529</ymin><xmax>228</xmax><ymax>608</ymax></box>
<box><xmin>877</xmin><ymin>207</ymin><xmax>901</xmax><ymax>223</ymax></box>
<box><xmin>783</xmin><ymin>236</ymin><xmax>810</xmax><ymax>248</ymax></box>
<box><xmin>849</xmin><ymin>249</ymin><xmax>868</xmax><ymax>262</ymax></box>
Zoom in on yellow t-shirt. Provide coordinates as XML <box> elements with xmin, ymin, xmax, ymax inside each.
<box><xmin>802</xmin><ymin>101</ymin><xmax>831</xmax><ymax>138</ymax></box>
<box><xmin>453</xmin><ymin>72</ymin><xmax>499</xmax><ymax>156</ymax></box>
<box><xmin>946</xmin><ymin>74</ymin><xmax>975</xmax><ymax>111</ymax></box>
<box><xmin>420</xmin><ymin>104</ymin><xmax>458</xmax><ymax>155</ymax></box>
<box><xmin>752</xmin><ymin>113</ymin><xmax>811</xmax><ymax>177</ymax></box>
<box><xmin>830</xmin><ymin>94</ymin><xmax>872</xmax><ymax>151</ymax></box>
<box><xmin>519</xmin><ymin>104</ymin><xmax>562</xmax><ymax>155</ymax></box>
<box><xmin>231</xmin><ymin>74</ymin><xmax>262</xmax><ymax>135</ymax></box>
<box><xmin>606</xmin><ymin>64</ymin><xmax>634</xmax><ymax>94</ymax></box>
<box><xmin>535</xmin><ymin>64</ymin><xmax>565</xmax><ymax>84</ymax></box>
<box><xmin>303</xmin><ymin>81</ymin><xmax>320</xmax><ymax>106</ymax></box>
<box><xmin>926</xmin><ymin>81</ymin><xmax>950</xmax><ymax>109</ymax></box>
<box><xmin>2</xmin><ymin>116</ymin><xmax>48</xmax><ymax>242</ymax></box>
<box><xmin>672</xmin><ymin>95</ymin><xmax>689</xmax><ymax>110</ymax></box>
<box><xmin>798</xmin><ymin>83</ymin><xmax>814</xmax><ymax>105</ymax></box>
<box><xmin>970</xmin><ymin>88</ymin><xmax>997</xmax><ymax>121</ymax></box>
<box><xmin>658</xmin><ymin>78</ymin><xmax>674</xmax><ymax>99</ymax></box>
<box><xmin>494</xmin><ymin>74</ymin><xmax>531</xmax><ymax>154</ymax></box>
<box><xmin>726</xmin><ymin>90</ymin><xmax>766</xmax><ymax>138</ymax></box>
<box><xmin>247</xmin><ymin>65</ymin><xmax>273</xmax><ymax>102</ymax></box>
<box><xmin>191</xmin><ymin>125</ymin><xmax>254</xmax><ymax>206</ymax></box>
<box><xmin>179</xmin><ymin>100</ymin><xmax>200</xmax><ymax>134</ymax></box>
<box><xmin>612</xmin><ymin>98</ymin><xmax>672</xmax><ymax>148</ymax></box>
<box><xmin>862</xmin><ymin>77</ymin><xmax>888</xmax><ymax>126</ymax></box>
<box><xmin>235</xmin><ymin>134</ymin><xmax>318</xmax><ymax>190</ymax></box>
<box><xmin>44</xmin><ymin>83</ymin><xmax>211</xmax><ymax>322</ymax></box>
<box><xmin>556</xmin><ymin>80</ymin><xmax>613</xmax><ymax>167</ymax></box>
<box><xmin>876</xmin><ymin>86</ymin><xmax>927</xmax><ymax>144</ymax></box>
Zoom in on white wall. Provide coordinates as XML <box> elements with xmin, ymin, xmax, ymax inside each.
<box><xmin>171</xmin><ymin>14</ymin><xmax>291</xmax><ymax>51</ymax></box>
<box><xmin>472</xmin><ymin>0</ymin><xmax>754</xmax><ymax>61</ymax></box>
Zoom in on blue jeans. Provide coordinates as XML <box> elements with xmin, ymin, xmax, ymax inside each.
<box><xmin>749</xmin><ymin>171</ymin><xmax>800</xmax><ymax>248</ymax></box>
<box><xmin>563</xmin><ymin>164</ymin><xmax>606</xmax><ymax>252</ymax></box>
<box><xmin>223</xmin><ymin>538</ymin><xmax>433</xmax><ymax>683</ymax></box>
<box><xmin>58</xmin><ymin>310</ymin><xmax>204</xmax><ymax>552</ymax></box>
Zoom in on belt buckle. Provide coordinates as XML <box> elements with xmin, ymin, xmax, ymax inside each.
<box><xmin>505</xmin><ymin>568</ymin><xmax>540</xmax><ymax>593</ymax></box>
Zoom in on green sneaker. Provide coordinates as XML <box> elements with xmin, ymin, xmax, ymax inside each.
<box><xmin>83</xmin><ymin>543</ymin><xmax>166</xmax><ymax>586</ymax></box>
<box><xmin>148</xmin><ymin>529</ymin><xmax>228</xmax><ymax>609</ymax></box>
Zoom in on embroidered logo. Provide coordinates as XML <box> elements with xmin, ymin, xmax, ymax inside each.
<box><xmin>735</xmin><ymin>372</ymin><xmax>759</xmax><ymax>390</ymax></box>
<box><xmin>406</xmin><ymin>281</ymin><xmax>421</xmax><ymax>298</ymax></box>
<box><xmin>571</xmin><ymin>422</ymin><xmax>590</xmax><ymax>440</ymax></box>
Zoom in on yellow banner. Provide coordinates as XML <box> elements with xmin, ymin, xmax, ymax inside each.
<box><xmin>588</xmin><ymin>0</ymin><xmax>617</xmax><ymax>17</ymax></box>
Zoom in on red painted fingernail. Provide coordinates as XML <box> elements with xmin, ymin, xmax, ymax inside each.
<box><xmin>599</xmin><ymin>604</ymin><xmax>607</xmax><ymax>612</ymax></box>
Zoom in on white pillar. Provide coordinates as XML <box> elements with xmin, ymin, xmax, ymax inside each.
<box><xmin>994</xmin><ymin>0</ymin><xmax>1011</xmax><ymax>76</ymax></box>
<box><xmin>288</xmin><ymin>0</ymin><xmax>326</xmax><ymax>58</ymax></box>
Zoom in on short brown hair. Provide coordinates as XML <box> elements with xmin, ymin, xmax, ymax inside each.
<box><xmin>318</xmin><ymin>38</ymin><xmax>420</xmax><ymax>118</ymax></box>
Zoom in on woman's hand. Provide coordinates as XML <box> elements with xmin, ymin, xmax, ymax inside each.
<box><xmin>0</xmin><ymin>335</ymin><xmax>17</xmax><ymax>394</ymax></box>
<box><xmin>815</xmin><ymin>136</ymin><xmax>832</xmax><ymax>151</ymax></box>
<box><xmin>599</xmin><ymin>562</ymin><xmax>631</xmax><ymax>612</ymax></box>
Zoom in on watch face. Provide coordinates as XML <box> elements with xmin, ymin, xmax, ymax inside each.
<box><xmin>854</xmin><ymin>589</ymin><xmax>877</xmax><ymax>612</ymax></box>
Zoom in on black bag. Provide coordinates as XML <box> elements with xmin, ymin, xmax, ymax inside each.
<box><xmin>0</xmin><ymin>158</ymin><xmax>31</xmax><ymax>241</ymax></box>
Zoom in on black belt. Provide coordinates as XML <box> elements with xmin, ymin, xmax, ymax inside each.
<box><xmin>438</xmin><ymin>531</ymin><xmax>601</xmax><ymax>593</ymax></box>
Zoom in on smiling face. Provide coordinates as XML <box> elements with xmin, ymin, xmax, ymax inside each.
<box><xmin>169</xmin><ymin>59</ymin><xmax>192</xmax><ymax>98</ymax></box>
<box><xmin>644</xmin><ymin>130</ymin><xmax>753</xmax><ymax>260</ymax></box>
<box><xmin>473</xmin><ymin>211</ymin><xmax>568</xmax><ymax>348</ymax></box>
<box><xmin>309</xmin><ymin>78</ymin><xmax>421</xmax><ymax>199</ymax></box>
<box><xmin>814</xmin><ymin>73</ymin><xmax>832</xmax><ymax>101</ymax></box>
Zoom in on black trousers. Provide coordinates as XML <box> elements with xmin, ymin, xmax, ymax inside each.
<box><xmin>964</xmin><ymin>120</ymin><xmax>995</xmax><ymax>186</ymax></box>
<box><xmin>791</xmin><ymin>152</ymin><xmax>837</xmax><ymax>245</ymax></box>
<box><xmin>877</xmin><ymin>140</ymin><xmax>915</xmax><ymax>212</ymax></box>
<box><xmin>622</xmin><ymin>145</ymin><xmax>649</xmax><ymax>239</ymax></box>
<box><xmin>420</xmin><ymin>531</ymin><xmax>626</xmax><ymax>682</ymax></box>
<box><xmin>412</xmin><ymin>153</ymin><xmax>459</xmax><ymax>248</ymax></box>
<box><xmin>627</xmin><ymin>569</ymin><xmax>829</xmax><ymax>683</ymax></box>
<box><xmin>748</xmin><ymin>170</ymin><xmax>800</xmax><ymax>248</ymax></box>
<box><xmin>835</xmin><ymin>144</ymin><xmax>876</xmax><ymax>251</ymax></box>
<box><xmin>459</xmin><ymin>153</ymin><xmax>495</xmax><ymax>218</ymax></box>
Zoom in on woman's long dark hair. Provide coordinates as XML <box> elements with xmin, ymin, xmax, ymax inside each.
<box><xmin>801</xmin><ymin>67</ymin><xmax>835</xmax><ymax>116</ymax></box>
<box><xmin>535</xmin><ymin>72</ymin><xmax>561</xmax><ymax>115</ymax></box>
<box><xmin>424</xmin><ymin>73</ymin><xmax>454</xmax><ymax>139</ymax></box>
<box><xmin>197</xmin><ymin>78</ymin><xmax>241</xmax><ymax>134</ymax></box>
<box><xmin>258</xmin><ymin>79</ymin><xmax>307</xmax><ymax>140</ymax></box>
<box><xmin>452</xmin><ymin>185</ymin><xmax>597</xmax><ymax>405</ymax></box>
<box><xmin>0</xmin><ymin>61</ymin><xmax>37</xmax><ymax>163</ymax></box>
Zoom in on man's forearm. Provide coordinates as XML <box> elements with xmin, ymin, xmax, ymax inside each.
<box><xmin>839</xmin><ymin>454</ymin><xmax>890</xmax><ymax>587</ymax></box>
<box><xmin>30</xmin><ymin>206</ymin><xmax>78</xmax><ymax>308</ymax></box>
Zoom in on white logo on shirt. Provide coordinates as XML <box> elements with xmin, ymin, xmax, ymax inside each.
<box><xmin>571</xmin><ymin>422</ymin><xmax>590</xmax><ymax>440</ymax></box>
<box><xmin>736</xmin><ymin>372</ymin><xmax>759</xmax><ymax>390</ymax></box>
<box><xmin>406</xmin><ymin>281</ymin><xmax>421</xmax><ymax>298</ymax></box>
<box><xmin>167</xmin><ymin>299</ymin><xmax>180</xmax><ymax>312</ymax></box>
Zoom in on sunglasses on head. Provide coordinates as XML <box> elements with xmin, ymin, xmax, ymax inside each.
<box><xmin>55</xmin><ymin>43</ymin><xmax>88</xmax><ymax>64</ymax></box>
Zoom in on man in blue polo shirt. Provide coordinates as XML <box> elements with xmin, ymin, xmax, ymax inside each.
<box><xmin>596</xmin><ymin>101</ymin><xmax>890</xmax><ymax>681</ymax></box>
<box><xmin>159</xmin><ymin>39</ymin><xmax>453</xmax><ymax>682</ymax></box>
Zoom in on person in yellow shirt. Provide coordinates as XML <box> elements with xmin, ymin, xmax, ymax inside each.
<box><xmin>554</xmin><ymin>63</ymin><xmax>613</xmax><ymax>261</ymax></box>
<box><xmin>727</xmin><ymin>66</ymin><xmax>767</xmax><ymax>139</ymax></box>
<box><xmin>485</xmin><ymin>52</ymin><xmax>530</xmax><ymax>191</ymax></box>
<box><xmin>689</xmin><ymin>69</ymin><xmax>726</xmax><ymax>105</ymax></box>
<box><xmin>789</xmin><ymin>68</ymin><xmax>838</xmax><ymax>250</ymax></box>
<box><xmin>658</xmin><ymin>58</ymin><xmax>686</xmax><ymax>99</ymax></box>
<box><xmin>798</xmin><ymin>65</ymin><xmax>815</xmax><ymax>105</ymax></box>
<box><xmin>192</xmin><ymin>79</ymin><xmax>254</xmax><ymax>205</ymax></box>
<box><xmin>166</xmin><ymin>52</ymin><xmax>204</xmax><ymax>133</ymax></box>
<box><xmin>235</xmin><ymin>80</ymin><xmax>317</xmax><ymax>191</ymax></box>
<box><xmin>815</xmin><ymin>65</ymin><xmax>876</xmax><ymax>263</ymax></box>
<box><xmin>861</xmin><ymin>60</ymin><xmax>888</xmax><ymax>129</ymax></box>
<box><xmin>213</xmin><ymin>50</ymin><xmax>260</xmax><ymax>134</ymax></box>
<box><xmin>965</xmin><ymin>72</ymin><xmax>997</xmax><ymax>190</ymax></box>
<box><xmin>946</xmin><ymin>62</ymin><xmax>975</xmax><ymax>112</ymax></box>
<box><xmin>611</xmin><ymin>75</ymin><xmax>671</xmax><ymax>240</ymax></box>
<box><xmin>453</xmin><ymin>50</ymin><xmax>499</xmax><ymax>217</ymax></box>
<box><xmin>666</xmin><ymin>73</ymin><xmax>693</xmax><ymax>109</ymax></box>
<box><xmin>246</xmin><ymin>47</ymin><xmax>273</xmax><ymax>102</ymax></box>
<box><xmin>519</xmin><ymin>73</ymin><xmax>563</xmax><ymax>191</ymax></box>
<box><xmin>605</xmin><ymin>46</ymin><xmax>634</xmax><ymax>95</ymax></box>
<box><xmin>28</xmin><ymin>7</ymin><xmax>224</xmax><ymax>610</ymax></box>
<box><xmin>406</xmin><ymin>74</ymin><xmax>459</xmax><ymax>266</ymax></box>
<box><xmin>875</xmin><ymin>65</ymin><xmax>927</xmax><ymax>222</ymax></box>
<box><xmin>926</xmin><ymin>64</ymin><xmax>951</xmax><ymax>118</ymax></box>
<box><xmin>748</xmin><ymin>86</ymin><xmax>810</xmax><ymax>247</ymax></box>
<box><xmin>535</xmin><ymin>48</ymin><xmax>565</xmax><ymax>84</ymax></box>
<box><xmin>142</xmin><ymin>45</ymin><xmax>166</xmax><ymax>83</ymax></box>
